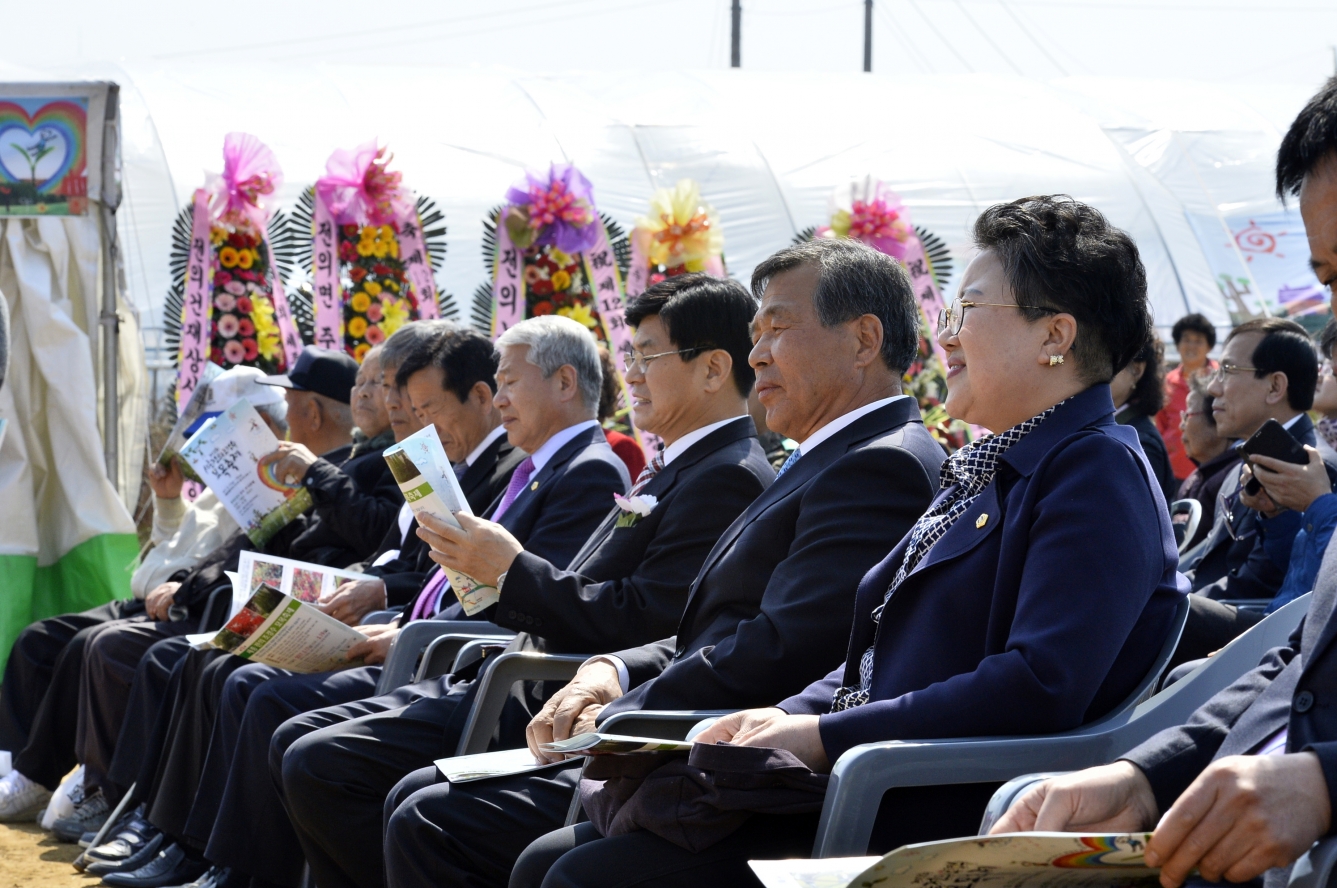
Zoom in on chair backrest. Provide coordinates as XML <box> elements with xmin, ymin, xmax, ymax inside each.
<box><xmin>1169</xmin><ymin>499</ymin><xmax>1202</xmax><ymax>555</ymax></box>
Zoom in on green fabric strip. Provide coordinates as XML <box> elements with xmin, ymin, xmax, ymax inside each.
<box><xmin>0</xmin><ymin>533</ymin><xmax>140</xmax><ymax>672</ymax></box>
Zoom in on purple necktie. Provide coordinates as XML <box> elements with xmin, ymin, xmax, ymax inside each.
<box><xmin>408</xmin><ymin>568</ymin><xmax>449</xmax><ymax>622</ymax></box>
<box><xmin>491</xmin><ymin>456</ymin><xmax>535</xmax><ymax>522</ymax></box>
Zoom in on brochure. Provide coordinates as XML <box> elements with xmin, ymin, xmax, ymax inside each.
<box><xmin>539</xmin><ymin>733</ymin><xmax>694</xmax><ymax>755</ymax></box>
<box><xmin>748</xmin><ymin>832</ymin><xmax>1161</xmax><ymax>888</ymax></box>
<box><xmin>179</xmin><ymin>397</ymin><xmax>312</xmax><ymax>545</ymax></box>
<box><xmin>434</xmin><ymin>748</ymin><xmax>558</xmax><ymax>784</ymax></box>
<box><xmin>201</xmin><ymin>583</ymin><xmax>368</xmax><ymax>673</ymax></box>
<box><xmin>383</xmin><ymin>425</ymin><xmax>497</xmax><ymax>615</ymax></box>
<box><xmin>157</xmin><ymin>362</ymin><xmax>225</xmax><ymax>482</ymax></box>
<box><xmin>237</xmin><ymin>551</ymin><xmax>376</xmax><ymax>605</ymax></box>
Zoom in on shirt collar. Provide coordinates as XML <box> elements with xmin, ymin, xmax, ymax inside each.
<box><xmin>796</xmin><ymin>395</ymin><xmax>912</xmax><ymax>458</ymax></box>
<box><xmin>662</xmin><ymin>416</ymin><xmax>750</xmax><ymax>466</ymax></box>
<box><xmin>529</xmin><ymin>419</ymin><xmax>601</xmax><ymax>473</ymax></box>
<box><xmin>464</xmin><ymin>424</ymin><xmax>509</xmax><ymax>467</ymax></box>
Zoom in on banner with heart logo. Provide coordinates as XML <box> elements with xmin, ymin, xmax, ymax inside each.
<box><xmin>0</xmin><ymin>97</ymin><xmax>88</xmax><ymax>216</ymax></box>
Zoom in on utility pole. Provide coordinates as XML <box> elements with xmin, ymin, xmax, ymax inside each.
<box><xmin>864</xmin><ymin>0</ymin><xmax>873</xmax><ymax>72</ymax></box>
<box><xmin>731</xmin><ymin>0</ymin><xmax>741</xmax><ymax>68</ymax></box>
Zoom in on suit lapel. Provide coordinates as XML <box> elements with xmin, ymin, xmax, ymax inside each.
<box><xmin>459</xmin><ymin>435</ymin><xmax>504</xmax><ymax>501</ymax></box>
<box><xmin>904</xmin><ymin>484</ymin><xmax>1003</xmax><ymax>579</ymax></box>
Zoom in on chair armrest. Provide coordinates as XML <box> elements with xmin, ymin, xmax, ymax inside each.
<box><xmin>449</xmin><ymin>639</ymin><xmax>513</xmax><ymax>675</ymax></box>
<box><xmin>360</xmin><ymin>609</ymin><xmax>402</xmax><ymax>625</ymax></box>
<box><xmin>375</xmin><ymin>620</ymin><xmax>513</xmax><ymax>694</ymax></box>
<box><xmin>1291</xmin><ymin>837</ymin><xmax>1337</xmax><ymax>888</ymax></box>
<box><xmin>976</xmin><ymin>772</ymin><xmax>1072</xmax><ymax>835</ymax></box>
<box><xmin>597</xmin><ymin>709</ymin><xmax>741</xmax><ymax>742</ymax></box>
<box><xmin>410</xmin><ymin>635</ymin><xmax>516</xmax><ymax>683</ymax></box>
<box><xmin>196</xmin><ymin>584</ymin><xmax>232</xmax><ymax>633</ymax></box>
<box><xmin>454</xmin><ymin>653</ymin><xmax>589</xmax><ymax>756</ymax></box>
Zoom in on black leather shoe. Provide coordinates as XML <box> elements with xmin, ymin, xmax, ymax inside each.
<box><xmin>101</xmin><ymin>844</ymin><xmax>208</xmax><ymax>888</ymax></box>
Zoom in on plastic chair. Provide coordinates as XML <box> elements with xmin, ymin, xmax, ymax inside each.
<box><xmin>1169</xmin><ymin>499</ymin><xmax>1202</xmax><ymax>555</ymax></box>
<box><xmin>373</xmin><ymin>620</ymin><xmax>515</xmax><ymax>694</ymax></box>
<box><xmin>809</xmin><ymin>592</ymin><xmax>1308</xmax><ymax>857</ymax></box>
<box><xmin>196</xmin><ymin>584</ymin><xmax>233</xmax><ymax>633</ymax></box>
<box><xmin>453</xmin><ymin>652</ymin><xmax>589</xmax><ymax>755</ymax></box>
<box><xmin>359</xmin><ymin>609</ymin><xmax>402</xmax><ymax>625</ymax></box>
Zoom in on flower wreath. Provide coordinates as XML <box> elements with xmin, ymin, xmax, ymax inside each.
<box><xmin>625</xmin><ymin>178</ymin><xmax>726</xmax><ymax>299</ymax></box>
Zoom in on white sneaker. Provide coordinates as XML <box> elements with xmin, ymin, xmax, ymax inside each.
<box><xmin>0</xmin><ymin>770</ymin><xmax>52</xmax><ymax>822</ymax></box>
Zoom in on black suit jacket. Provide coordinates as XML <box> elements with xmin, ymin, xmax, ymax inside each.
<box><xmin>497</xmin><ymin>417</ymin><xmax>774</xmax><ymax>653</ymax></box>
<box><xmin>1125</xmin><ymin>539</ymin><xmax>1337</xmax><ymax>831</ymax></box>
<box><xmin>597</xmin><ymin>398</ymin><xmax>946</xmax><ymax>723</ymax></box>
<box><xmin>460</xmin><ymin>432</ymin><xmax>528</xmax><ymax>515</ymax></box>
<box><xmin>294</xmin><ymin>441</ymin><xmax>402</xmax><ymax>567</ymax></box>
<box><xmin>402</xmin><ymin>424</ymin><xmax>630</xmax><ymax>623</ymax></box>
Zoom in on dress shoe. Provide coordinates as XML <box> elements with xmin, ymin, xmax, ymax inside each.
<box><xmin>101</xmin><ymin>843</ymin><xmax>208</xmax><ymax>888</ymax></box>
<box><xmin>85</xmin><ymin>830</ymin><xmax>165</xmax><ymax>876</ymax></box>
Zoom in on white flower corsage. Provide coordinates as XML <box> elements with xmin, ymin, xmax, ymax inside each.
<box><xmin>613</xmin><ymin>493</ymin><xmax>658</xmax><ymax>527</ymax></box>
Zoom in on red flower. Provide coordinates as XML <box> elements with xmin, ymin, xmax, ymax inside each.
<box><xmin>532</xmin><ymin>301</ymin><xmax>553</xmax><ymax>316</ymax></box>
<box><xmin>530</xmin><ymin>280</ymin><xmax>554</xmax><ymax>296</ymax></box>
<box><xmin>349</xmin><ymin>266</ymin><xmax>367</xmax><ymax>283</ymax></box>
<box><xmin>338</xmin><ymin>242</ymin><xmax>357</xmax><ymax>263</ymax></box>
<box><xmin>215</xmin><ymin>271</ymin><xmax>232</xmax><ymax>286</ymax></box>
<box><xmin>237</xmin><ymin>296</ymin><xmax>254</xmax><ymax>314</ymax></box>
<box><xmin>238</xmin><ymin>318</ymin><xmax>255</xmax><ymax>336</ymax></box>
<box><xmin>227</xmin><ymin>232</ymin><xmax>246</xmax><ymax>248</ymax></box>
<box><xmin>243</xmin><ymin>338</ymin><xmax>259</xmax><ymax>361</ymax></box>
<box><xmin>210</xmin><ymin>347</ymin><xmax>224</xmax><ymax>364</ymax></box>
<box><xmin>373</xmin><ymin>263</ymin><xmax>390</xmax><ymax>276</ymax></box>
<box><xmin>342</xmin><ymin>224</ymin><xmax>359</xmax><ymax>238</ymax></box>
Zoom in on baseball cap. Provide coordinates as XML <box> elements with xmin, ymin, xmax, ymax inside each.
<box><xmin>257</xmin><ymin>346</ymin><xmax>359</xmax><ymax>404</ymax></box>
<box><xmin>185</xmin><ymin>365</ymin><xmax>286</xmax><ymax>435</ymax></box>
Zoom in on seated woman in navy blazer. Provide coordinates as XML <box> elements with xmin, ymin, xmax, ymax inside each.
<box><xmin>513</xmin><ymin>195</ymin><xmax>1188</xmax><ymax>888</ymax></box>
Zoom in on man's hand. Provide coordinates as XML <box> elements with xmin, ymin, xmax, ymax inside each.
<box><xmin>318</xmin><ymin>578</ymin><xmax>387</xmax><ymax>626</ymax></box>
<box><xmin>1145</xmin><ymin>753</ymin><xmax>1331</xmax><ymax>888</ymax></box>
<box><xmin>148</xmin><ymin>458</ymin><xmax>185</xmax><ymax>500</ymax></box>
<box><xmin>693</xmin><ymin>708</ymin><xmax>830</xmax><ymax>772</ymax></box>
<box><xmin>1239</xmin><ymin>465</ymin><xmax>1284</xmax><ymax>518</ymax></box>
<box><xmin>1249</xmin><ymin>447</ymin><xmax>1333</xmax><ymax>515</ymax></box>
<box><xmin>991</xmin><ymin>761</ymin><xmax>1159</xmax><ymax>834</ymax></box>
<box><xmin>345</xmin><ymin>623</ymin><xmax>399</xmax><ymax>665</ymax></box>
<box><xmin>144</xmin><ymin>582</ymin><xmax>181</xmax><ymax>622</ymax></box>
<box><xmin>258</xmin><ymin>442</ymin><xmax>322</xmax><ymax>486</ymax></box>
<box><xmin>416</xmin><ymin>511</ymin><xmax>523</xmax><ymax>588</ymax></box>
<box><xmin>525</xmin><ymin>660</ymin><xmax>624</xmax><ymax>764</ymax></box>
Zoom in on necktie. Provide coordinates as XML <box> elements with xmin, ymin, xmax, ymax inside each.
<box><xmin>775</xmin><ymin>448</ymin><xmax>803</xmax><ymax>478</ymax></box>
<box><xmin>491</xmin><ymin>456</ymin><xmax>535</xmax><ymax>522</ymax></box>
<box><xmin>629</xmin><ymin>453</ymin><xmax>665</xmax><ymax>496</ymax></box>
<box><xmin>408</xmin><ymin>568</ymin><xmax>449</xmax><ymax>622</ymax></box>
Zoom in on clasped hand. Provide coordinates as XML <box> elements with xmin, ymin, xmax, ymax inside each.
<box><xmin>526</xmin><ymin>660</ymin><xmax>623</xmax><ymax>764</ymax></box>
<box><xmin>991</xmin><ymin>754</ymin><xmax>1331</xmax><ymax>888</ymax></box>
<box><xmin>416</xmin><ymin>511</ymin><xmax>523</xmax><ymax>588</ymax></box>
<box><xmin>693</xmin><ymin>708</ymin><xmax>829</xmax><ymax>772</ymax></box>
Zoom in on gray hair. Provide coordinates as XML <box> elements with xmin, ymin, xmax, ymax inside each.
<box><xmin>255</xmin><ymin>400</ymin><xmax>289</xmax><ymax>436</ymax></box>
<box><xmin>381</xmin><ymin>320</ymin><xmax>458</xmax><ymax>371</ymax></box>
<box><xmin>496</xmin><ymin>315</ymin><xmax>602</xmax><ymax>409</ymax></box>
<box><xmin>750</xmin><ymin>238</ymin><xmax>921</xmax><ymax>374</ymax></box>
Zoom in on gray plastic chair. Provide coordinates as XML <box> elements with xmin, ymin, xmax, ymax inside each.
<box><xmin>1169</xmin><ymin>499</ymin><xmax>1202</xmax><ymax>555</ymax></box>
<box><xmin>373</xmin><ymin>620</ymin><xmax>515</xmax><ymax>694</ymax></box>
<box><xmin>453</xmin><ymin>652</ymin><xmax>589</xmax><ymax>756</ymax></box>
<box><xmin>810</xmin><ymin>592</ymin><xmax>1308</xmax><ymax>857</ymax></box>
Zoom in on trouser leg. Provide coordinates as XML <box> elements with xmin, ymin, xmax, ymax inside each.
<box><xmin>200</xmin><ymin>665</ymin><xmax>380</xmax><ymax>887</ymax></box>
<box><xmin>106</xmin><ymin>636</ymin><xmax>195</xmax><ymax>793</ymax></box>
<box><xmin>384</xmin><ymin>763</ymin><xmax>579</xmax><ymax>888</ymax></box>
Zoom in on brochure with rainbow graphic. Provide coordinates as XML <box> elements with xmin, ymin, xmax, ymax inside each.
<box><xmin>749</xmin><ymin>833</ymin><xmax>1161</xmax><ymax>888</ymax></box>
<box><xmin>179</xmin><ymin>397</ymin><xmax>313</xmax><ymax>545</ymax></box>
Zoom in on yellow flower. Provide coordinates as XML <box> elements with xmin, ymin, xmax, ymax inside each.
<box><xmin>348</xmin><ymin>316</ymin><xmax>368</xmax><ymax>338</ymax></box>
<box><xmin>356</xmin><ymin>241</ymin><xmax>374</xmax><ymax>257</ymax></box>
<box><xmin>209</xmin><ymin>227</ymin><xmax>227</xmax><ymax>246</ymax></box>
<box><xmin>364</xmin><ymin>281</ymin><xmax>382</xmax><ymax>297</ymax></box>
<box><xmin>249</xmin><ymin>295</ymin><xmax>283</xmax><ymax>362</ymax></box>
<box><xmin>237</xmin><ymin>248</ymin><xmax>255</xmax><ymax>270</ymax></box>
<box><xmin>557</xmin><ymin>303</ymin><xmax>598</xmax><ymax>329</ymax></box>
<box><xmin>548</xmin><ymin>248</ymin><xmax>572</xmax><ymax>267</ymax></box>
<box><xmin>350</xmin><ymin>292</ymin><xmax>372</xmax><ymax>312</ymax></box>
<box><xmin>634</xmin><ymin>179</ymin><xmax>723</xmax><ymax>270</ymax></box>
<box><xmin>218</xmin><ymin>247</ymin><xmax>240</xmax><ymax>269</ymax></box>
<box><xmin>354</xmin><ymin>343</ymin><xmax>371</xmax><ymax>362</ymax></box>
<box><xmin>380</xmin><ymin>298</ymin><xmax>410</xmax><ymax>334</ymax></box>
<box><xmin>386</xmin><ymin>280</ymin><xmax>400</xmax><ymax>292</ymax></box>
<box><xmin>551</xmin><ymin>270</ymin><xmax>572</xmax><ymax>291</ymax></box>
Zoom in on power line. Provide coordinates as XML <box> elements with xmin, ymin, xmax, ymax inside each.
<box><xmin>954</xmin><ymin>0</ymin><xmax>1023</xmax><ymax>75</ymax></box>
<box><xmin>905</xmin><ymin>0</ymin><xmax>976</xmax><ymax>73</ymax></box>
<box><xmin>995</xmin><ymin>0</ymin><xmax>1067</xmax><ymax>76</ymax></box>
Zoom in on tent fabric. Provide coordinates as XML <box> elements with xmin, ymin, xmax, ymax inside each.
<box><xmin>0</xmin><ymin>215</ymin><xmax>138</xmax><ymax>669</ymax></box>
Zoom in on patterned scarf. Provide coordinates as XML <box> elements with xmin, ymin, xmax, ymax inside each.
<box><xmin>830</xmin><ymin>400</ymin><xmax>1063</xmax><ymax>711</ymax></box>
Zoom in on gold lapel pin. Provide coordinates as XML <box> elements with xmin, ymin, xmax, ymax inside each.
<box><xmin>530</xmin><ymin>481</ymin><xmax>539</xmax><ymax>491</ymax></box>
<box><xmin>975</xmin><ymin>514</ymin><xmax>989</xmax><ymax>529</ymax></box>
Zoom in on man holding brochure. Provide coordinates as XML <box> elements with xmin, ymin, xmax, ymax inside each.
<box><xmin>179</xmin><ymin>316</ymin><xmax>627</xmax><ymax>888</ymax></box>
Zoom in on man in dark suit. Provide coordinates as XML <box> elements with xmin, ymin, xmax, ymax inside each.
<box><xmin>377</xmin><ymin>238</ymin><xmax>946</xmax><ymax>888</ymax></box>
<box><xmin>162</xmin><ymin>316</ymin><xmax>629</xmax><ymax>888</ymax></box>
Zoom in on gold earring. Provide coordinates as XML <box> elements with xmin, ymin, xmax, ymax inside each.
<box><xmin>1049</xmin><ymin>354</ymin><xmax>1064</xmax><ymax>367</ymax></box>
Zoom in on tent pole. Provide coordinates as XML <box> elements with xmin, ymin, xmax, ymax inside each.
<box><xmin>731</xmin><ymin>0</ymin><xmax>741</xmax><ymax>68</ymax></box>
<box><xmin>99</xmin><ymin>85</ymin><xmax>122</xmax><ymax>496</ymax></box>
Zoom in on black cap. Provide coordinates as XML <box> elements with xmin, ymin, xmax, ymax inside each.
<box><xmin>257</xmin><ymin>346</ymin><xmax>358</xmax><ymax>404</ymax></box>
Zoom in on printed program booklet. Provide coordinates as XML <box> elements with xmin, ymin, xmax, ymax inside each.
<box><xmin>157</xmin><ymin>362</ymin><xmax>225</xmax><ymax>482</ymax></box>
<box><xmin>199</xmin><ymin>583</ymin><xmax>368</xmax><ymax>673</ymax></box>
<box><xmin>179</xmin><ymin>397</ymin><xmax>312</xmax><ymax>545</ymax></box>
<box><xmin>540</xmin><ymin>733</ymin><xmax>695</xmax><ymax>755</ymax></box>
<box><xmin>748</xmin><ymin>832</ymin><xmax>1161</xmax><ymax>888</ymax></box>
<box><xmin>435</xmin><ymin>748</ymin><xmax>558</xmax><ymax>784</ymax></box>
<box><xmin>383</xmin><ymin>425</ymin><xmax>497</xmax><ymax>615</ymax></box>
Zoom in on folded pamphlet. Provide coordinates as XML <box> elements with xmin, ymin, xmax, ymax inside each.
<box><xmin>157</xmin><ymin>362</ymin><xmax>225</xmax><ymax>482</ymax></box>
<box><xmin>201</xmin><ymin>583</ymin><xmax>367</xmax><ymax>673</ymax></box>
<box><xmin>434</xmin><ymin>748</ymin><xmax>558</xmax><ymax>784</ymax></box>
<box><xmin>748</xmin><ymin>832</ymin><xmax>1160</xmax><ymax>888</ymax></box>
<box><xmin>179</xmin><ymin>397</ymin><xmax>313</xmax><ymax>545</ymax></box>
<box><xmin>383</xmin><ymin>425</ymin><xmax>498</xmax><ymax>615</ymax></box>
<box><xmin>539</xmin><ymin>733</ymin><xmax>694</xmax><ymax>755</ymax></box>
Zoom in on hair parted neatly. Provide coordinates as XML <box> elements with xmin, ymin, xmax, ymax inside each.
<box><xmin>749</xmin><ymin>238</ymin><xmax>920</xmax><ymax>374</ymax></box>
<box><xmin>497</xmin><ymin>315</ymin><xmax>603</xmax><ymax>408</ymax></box>
<box><xmin>1226</xmin><ymin>317</ymin><xmax>1319</xmax><ymax>412</ymax></box>
<box><xmin>379</xmin><ymin>320</ymin><xmax>458</xmax><ymax>375</ymax></box>
<box><xmin>396</xmin><ymin>327</ymin><xmax>500</xmax><ymax>402</ymax></box>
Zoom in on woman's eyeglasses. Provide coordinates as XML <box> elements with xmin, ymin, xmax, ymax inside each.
<box><xmin>936</xmin><ymin>299</ymin><xmax>1056</xmax><ymax>337</ymax></box>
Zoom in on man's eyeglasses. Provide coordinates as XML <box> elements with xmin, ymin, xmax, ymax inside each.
<box><xmin>1206</xmin><ymin>361</ymin><xmax>1260</xmax><ymax>383</ymax></box>
<box><xmin>620</xmin><ymin>347</ymin><xmax>702</xmax><ymax>374</ymax></box>
<box><xmin>1217</xmin><ymin>486</ymin><xmax>1258</xmax><ymax>542</ymax></box>
<box><xmin>936</xmin><ymin>299</ymin><xmax>1057</xmax><ymax>337</ymax></box>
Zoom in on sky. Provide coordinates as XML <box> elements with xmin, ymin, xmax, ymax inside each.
<box><xmin>4</xmin><ymin>0</ymin><xmax>1336</xmax><ymax>86</ymax></box>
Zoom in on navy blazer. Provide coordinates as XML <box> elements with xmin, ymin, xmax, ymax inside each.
<box><xmin>408</xmin><ymin>423</ymin><xmax>630</xmax><ymax>623</ymax></box>
<box><xmin>497</xmin><ymin>417</ymin><xmax>774</xmax><ymax>652</ymax></box>
<box><xmin>780</xmin><ymin>385</ymin><xmax>1186</xmax><ymax>762</ymax></box>
<box><xmin>597</xmin><ymin>397</ymin><xmax>946</xmax><ymax>723</ymax></box>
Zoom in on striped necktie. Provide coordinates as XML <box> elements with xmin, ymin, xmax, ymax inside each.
<box><xmin>630</xmin><ymin>453</ymin><xmax>665</xmax><ymax>496</ymax></box>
